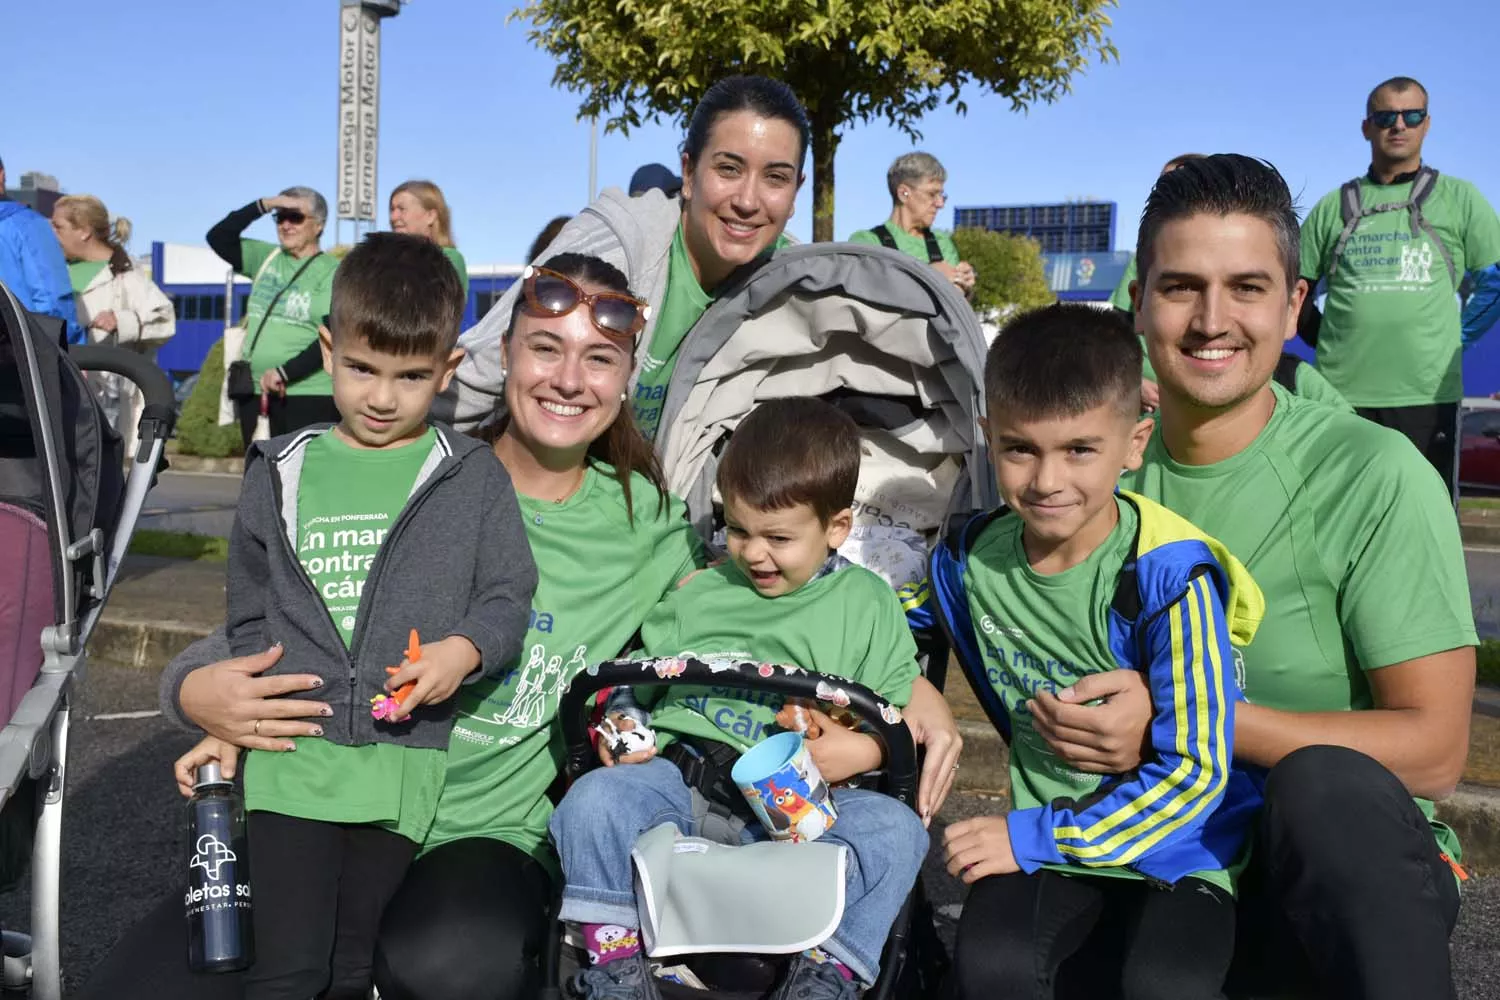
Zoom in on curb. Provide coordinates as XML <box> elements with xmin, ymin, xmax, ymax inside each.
<box><xmin>86</xmin><ymin>617</ymin><xmax>213</xmax><ymax>670</ymax></box>
<box><xmin>1437</xmin><ymin>786</ymin><xmax>1500</xmax><ymax>873</ymax></box>
<box><xmin>1461</xmin><ymin>522</ymin><xmax>1500</xmax><ymax>548</ymax></box>
<box><xmin>164</xmin><ymin>453</ymin><xmax>244</xmax><ymax>475</ymax></box>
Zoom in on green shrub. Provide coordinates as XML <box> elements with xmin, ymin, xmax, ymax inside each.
<box><xmin>176</xmin><ymin>337</ymin><xmax>245</xmax><ymax>458</ymax></box>
<box><xmin>951</xmin><ymin>227</ymin><xmax>1055</xmax><ymax>316</ymax></box>
<box><xmin>1479</xmin><ymin>640</ymin><xmax>1500</xmax><ymax>688</ymax></box>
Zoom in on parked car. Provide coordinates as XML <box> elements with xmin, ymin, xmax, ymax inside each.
<box><xmin>1460</xmin><ymin>406</ymin><xmax>1500</xmax><ymax>494</ymax></box>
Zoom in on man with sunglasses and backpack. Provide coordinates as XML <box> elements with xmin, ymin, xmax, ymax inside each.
<box><xmin>1299</xmin><ymin>77</ymin><xmax>1500</xmax><ymax>498</ymax></box>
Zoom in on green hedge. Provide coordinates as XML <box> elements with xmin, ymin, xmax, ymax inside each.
<box><xmin>1480</xmin><ymin>640</ymin><xmax>1500</xmax><ymax>688</ymax></box>
<box><xmin>175</xmin><ymin>337</ymin><xmax>245</xmax><ymax>458</ymax></box>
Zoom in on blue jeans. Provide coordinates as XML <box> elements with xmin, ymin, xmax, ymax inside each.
<box><xmin>549</xmin><ymin>757</ymin><xmax>928</xmax><ymax>985</ymax></box>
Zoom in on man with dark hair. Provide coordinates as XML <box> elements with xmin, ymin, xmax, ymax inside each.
<box><xmin>0</xmin><ymin>154</ymin><xmax>82</xmax><ymax>343</ymax></box>
<box><xmin>1299</xmin><ymin>77</ymin><xmax>1500</xmax><ymax>497</ymax></box>
<box><xmin>1026</xmin><ymin>154</ymin><xmax>1474</xmax><ymax>999</ymax></box>
<box><xmin>1113</xmin><ymin>153</ymin><xmax>1347</xmax><ymax>413</ymax></box>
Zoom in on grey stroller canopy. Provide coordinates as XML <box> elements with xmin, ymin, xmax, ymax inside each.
<box><xmin>655</xmin><ymin>242</ymin><xmax>998</xmax><ymax>586</ymax></box>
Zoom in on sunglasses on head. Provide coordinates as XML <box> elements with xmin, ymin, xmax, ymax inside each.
<box><xmin>1369</xmin><ymin>108</ymin><xmax>1427</xmax><ymax>129</ymax></box>
<box><xmin>274</xmin><ymin>210</ymin><xmax>307</xmax><ymax>226</ymax></box>
<box><xmin>520</xmin><ymin>266</ymin><xmax>649</xmax><ymax>343</ymax></box>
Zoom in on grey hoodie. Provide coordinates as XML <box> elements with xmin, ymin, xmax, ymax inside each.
<box><xmin>441</xmin><ymin>186</ymin><xmax>683</xmax><ymax>432</ymax></box>
<box><xmin>224</xmin><ymin>423</ymin><xmax>537</xmax><ymax>750</ymax></box>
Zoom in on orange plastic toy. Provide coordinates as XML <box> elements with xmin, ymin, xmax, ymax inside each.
<box><xmin>370</xmin><ymin>630</ymin><xmax>421</xmax><ymax>722</ymax></box>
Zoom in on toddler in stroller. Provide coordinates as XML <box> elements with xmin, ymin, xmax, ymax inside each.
<box><xmin>549</xmin><ymin>398</ymin><xmax>929</xmax><ymax>1000</ymax></box>
<box><xmin>0</xmin><ymin>281</ymin><xmax>175</xmax><ymax>999</ymax></box>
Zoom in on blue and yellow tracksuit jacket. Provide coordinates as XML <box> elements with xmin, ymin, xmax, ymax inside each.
<box><xmin>906</xmin><ymin>491</ymin><xmax>1267</xmax><ymax>886</ymax></box>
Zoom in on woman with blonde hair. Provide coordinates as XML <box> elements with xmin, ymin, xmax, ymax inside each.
<box><xmin>389</xmin><ymin>179</ymin><xmax>468</xmax><ymax>294</ymax></box>
<box><xmin>51</xmin><ymin>194</ymin><xmax>175</xmax><ymax>450</ymax></box>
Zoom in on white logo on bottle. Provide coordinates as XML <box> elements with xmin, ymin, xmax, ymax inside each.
<box><xmin>190</xmin><ymin>834</ymin><xmax>237</xmax><ymax>881</ymax></box>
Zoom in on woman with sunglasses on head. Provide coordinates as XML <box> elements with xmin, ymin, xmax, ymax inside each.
<box><xmin>206</xmin><ymin>187</ymin><xmax>340</xmax><ymax>446</ymax></box>
<box><xmin>79</xmin><ymin>253</ymin><xmax>702</xmax><ymax>1000</ymax></box>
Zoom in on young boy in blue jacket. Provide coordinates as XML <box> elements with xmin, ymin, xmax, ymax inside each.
<box><xmin>175</xmin><ymin>232</ymin><xmax>537</xmax><ymax>999</ymax></box>
<box><xmin>917</xmin><ymin>304</ymin><xmax>1264</xmax><ymax>999</ymax></box>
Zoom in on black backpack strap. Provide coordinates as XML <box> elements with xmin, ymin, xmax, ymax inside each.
<box><xmin>871</xmin><ymin>224</ymin><xmax>900</xmax><ymax>251</ymax></box>
<box><xmin>1408</xmin><ymin>166</ymin><xmax>1457</xmax><ymax>288</ymax></box>
<box><xmin>1110</xmin><ymin>494</ymin><xmax>1144</xmax><ymax>621</ymax></box>
<box><xmin>921</xmin><ymin>229</ymin><xmax>945</xmax><ymax>264</ymax></box>
<box><xmin>1328</xmin><ymin>179</ymin><xmax>1366</xmax><ymax>279</ymax></box>
<box><xmin>1273</xmin><ymin>352</ymin><xmax>1302</xmax><ymax>393</ymax></box>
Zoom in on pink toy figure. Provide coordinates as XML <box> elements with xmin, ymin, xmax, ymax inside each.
<box><xmin>370</xmin><ymin>630</ymin><xmax>421</xmax><ymax>722</ymax></box>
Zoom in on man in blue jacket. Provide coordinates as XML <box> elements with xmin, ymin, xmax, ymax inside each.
<box><xmin>0</xmin><ymin>154</ymin><xmax>82</xmax><ymax>343</ymax></box>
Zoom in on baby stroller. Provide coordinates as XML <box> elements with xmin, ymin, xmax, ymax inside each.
<box><xmin>544</xmin><ymin>243</ymin><xmax>997</xmax><ymax>998</ymax></box>
<box><xmin>0</xmin><ymin>281</ymin><xmax>176</xmax><ymax>998</ymax></box>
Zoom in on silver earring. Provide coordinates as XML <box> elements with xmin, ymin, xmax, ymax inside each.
<box><xmin>620</xmin><ymin>391</ymin><xmax>628</xmax><ymax>402</ymax></box>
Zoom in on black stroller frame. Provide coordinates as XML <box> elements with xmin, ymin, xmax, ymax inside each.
<box><xmin>540</xmin><ymin>655</ymin><xmax>928</xmax><ymax>1000</ymax></box>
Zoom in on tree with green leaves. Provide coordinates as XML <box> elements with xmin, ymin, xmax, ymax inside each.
<box><xmin>951</xmin><ymin>227</ymin><xmax>1054</xmax><ymax>317</ymax></box>
<box><xmin>515</xmin><ymin>0</ymin><xmax>1117</xmax><ymax>241</ymax></box>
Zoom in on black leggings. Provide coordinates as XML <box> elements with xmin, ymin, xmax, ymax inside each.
<box><xmin>373</xmin><ymin>837</ymin><xmax>555</xmax><ymax>1000</ymax></box>
<box><xmin>952</xmin><ymin>870</ymin><xmax>1235</xmax><ymax>1000</ymax></box>
<box><xmin>236</xmin><ymin>393</ymin><xmax>340</xmax><ymax>449</ymax></box>
<box><xmin>244</xmin><ymin>813</ymin><xmax>416</xmax><ymax>1000</ymax></box>
<box><xmin>72</xmin><ymin>836</ymin><xmax>552</xmax><ymax>1000</ymax></box>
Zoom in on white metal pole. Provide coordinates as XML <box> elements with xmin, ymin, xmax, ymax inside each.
<box><xmin>588</xmin><ymin>117</ymin><xmax>599</xmax><ymax>204</ymax></box>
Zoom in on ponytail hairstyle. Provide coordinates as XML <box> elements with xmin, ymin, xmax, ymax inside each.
<box><xmin>55</xmin><ymin>194</ymin><xmax>133</xmax><ymax>276</ymax></box>
<box><xmin>492</xmin><ymin>251</ymin><xmax>667</xmax><ymax>523</ymax></box>
<box><xmin>390</xmin><ymin>179</ymin><xmax>456</xmax><ymax>247</ymax></box>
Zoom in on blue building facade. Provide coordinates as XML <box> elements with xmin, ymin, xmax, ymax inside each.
<box><xmin>954</xmin><ymin>201</ymin><xmax>1117</xmax><ymax>254</ymax></box>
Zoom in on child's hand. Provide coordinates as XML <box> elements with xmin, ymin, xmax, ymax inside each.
<box><xmin>382</xmin><ymin>635</ymin><xmax>481</xmax><ymax>721</ymax></box>
<box><xmin>794</xmin><ymin>706</ymin><xmax>882</xmax><ymax>784</ymax></box>
<box><xmin>174</xmin><ymin>736</ymin><xmax>240</xmax><ymax>799</ymax></box>
<box><xmin>943</xmin><ymin>815</ymin><xmax>1019</xmax><ymax>883</ymax></box>
<box><xmin>596</xmin><ymin>712</ymin><xmax>658</xmax><ymax>768</ymax></box>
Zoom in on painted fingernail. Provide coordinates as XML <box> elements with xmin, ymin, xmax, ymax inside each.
<box><xmin>310</xmin><ymin>678</ymin><xmax>324</xmax><ymax>688</ymax></box>
<box><xmin>310</xmin><ymin>726</ymin><xmax>323</xmax><ymax>737</ymax></box>
<box><xmin>283</xmin><ymin>743</ymin><xmax>296</xmax><ymax>751</ymax></box>
<box><xmin>320</xmin><ymin>707</ymin><xmax>333</xmax><ymax>717</ymax></box>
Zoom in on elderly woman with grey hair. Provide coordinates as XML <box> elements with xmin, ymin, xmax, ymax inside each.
<box><xmin>207</xmin><ymin>186</ymin><xmax>341</xmax><ymax>443</ymax></box>
<box><xmin>849</xmin><ymin>151</ymin><xmax>975</xmax><ymax>296</ymax></box>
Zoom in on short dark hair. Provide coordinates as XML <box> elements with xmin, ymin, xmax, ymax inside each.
<box><xmin>1161</xmin><ymin>152</ymin><xmax>1205</xmax><ymax>174</ymax></box>
<box><xmin>1136</xmin><ymin>153</ymin><xmax>1301</xmax><ymax>294</ymax></box>
<box><xmin>681</xmin><ymin>76</ymin><xmax>811</xmax><ymax>174</ymax></box>
<box><xmin>716</xmin><ymin>397</ymin><xmax>860</xmax><ymax>524</ymax></box>
<box><xmin>1367</xmin><ymin>76</ymin><xmax>1428</xmax><ymax>116</ymax></box>
<box><xmin>985</xmin><ymin>303</ymin><xmax>1142</xmax><ymax>423</ymax></box>
<box><xmin>331</xmin><ymin>232</ymin><xmax>464</xmax><ymax>356</ymax></box>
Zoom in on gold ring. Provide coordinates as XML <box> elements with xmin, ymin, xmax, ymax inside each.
<box><xmin>253</xmin><ymin>720</ymin><xmax>262</xmax><ymax>737</ymax></box>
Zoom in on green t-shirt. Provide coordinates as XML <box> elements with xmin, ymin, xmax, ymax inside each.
<box><xmin>642</xmin><ymin>561</ymin><xmax>920</xmax><ymax>753</ymax></box>
<box><xmin>441</xmin><ymin>246</ymin><xmax>470</xmax><ymax>297</ymax></box>
<box><xmin>244</xmin><ymin>427</ymin><xmax>444</xmax><ymax>842</ymax></box>
<box><xmin>962</xmin><ymin>499</ymin><xmax>1234</xmax><ymax>892</ymax></box>
<box><xmin>1106</xmin><ymin>256</ymin><xmax>1159</xmax><ymax>382</ymax></box>
<box><xmin>848</xmin><ymin>219</ymin><xmax>961</xmax><ymax>267</ymax></box>
<box><xmin>425</xmin><ymin>466</ymin><xmax>703</xmax><ymax>863</ymax></box>
<box><xmin>1291</xmin><ymin>359</ymin><xmax>1352</xmax><ymax>411</ymax></box>
<box><xmin>632</xmin><ymin>227</ymin><xmax>794</xmax><ymax>441</ymax></box>
<box><xmin>239</xmin><ymin>239</ymin><xmax>339</xmax><ymax>397</ymax></box>
<box><xmin>68</xmin><ymin>259</ymin><xmax>107</xmax><ymax>294</ymax></box>
<box><xmin>1119</xmin><ymin>383</ymin><xmax>1478</xmax><ymax>859</ymax></box>
<box><xmin>1300</xmin><ymin>173</ymin><xmax>1500</xmax><ymax>406</ymax></box>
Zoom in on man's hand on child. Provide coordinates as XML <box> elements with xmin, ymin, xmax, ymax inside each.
<box><xmin>382</xmin><ymin>635</ymin><xmax>482</xmax><ymax>721</ymax></box>
<box><xmin>174</xmin><ymin>736</ymin><xmax>240</xmax><ymax>799</ymax></box>
<box><xmin>943</xmin><ymin>815</ymin><xmax>1019</xmax><ymax>883</ymax></box>
<box><xmin>1029</xmin><ymin>670</ymin><xmax>1152</xmax><ymax>774</ymax></box>
<box><xmin>597</xmin><ymin>712</ymin><xmax>658</xmax><ymax>768</ymax></box>
<box><xmin>779</xmin><ymin>702</ymin><xmax>882</xmax><ymax>784</ymax></box>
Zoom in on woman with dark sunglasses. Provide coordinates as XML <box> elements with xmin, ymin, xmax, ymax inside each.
<box><xmin>446</xmin><ymin>74</ymin><xmax>809</xmax><ymax>444</ymax></box>
<box><xmin>206</xmin><ymin>186</ymin><xmax>339</xmax><ymax>446</ymax></box>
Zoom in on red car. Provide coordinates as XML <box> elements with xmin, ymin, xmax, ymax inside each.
<box><xmin>1460</xmin><ymin>407</ymin><xmax>1500</xmax><ymax>493</ymax></box>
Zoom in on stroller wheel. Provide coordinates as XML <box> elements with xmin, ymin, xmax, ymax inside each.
<box><xmin>1</xmin><ymin>930</ymin><xmax>32</xmax><ymax>992</ymax></box>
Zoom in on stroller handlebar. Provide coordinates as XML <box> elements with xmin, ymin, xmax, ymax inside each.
<box><xmin>68</xmin><ymin>344</ymin><xmax>178</xmax><ymax>456</ymax></box>
<box><xmin>559</xmin><ymin>656</ymin><xmax>921</xmax><ymax>808</ymax></box>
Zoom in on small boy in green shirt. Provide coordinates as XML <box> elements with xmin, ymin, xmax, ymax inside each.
<box><xmin>174</xmin><ymin>233</ymin><xmax>536</xmax><ymax>999</ymax></box>
<box><xmin>550</xmin><ymin>397</ymin><xmax>928</xmax><ymax>1000</ymax></box>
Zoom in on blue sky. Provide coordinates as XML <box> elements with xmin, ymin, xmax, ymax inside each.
<box><xmin>4</xmin><ymin>0</ymin><xmax>1498</xmax><ymax>265</ymax></box>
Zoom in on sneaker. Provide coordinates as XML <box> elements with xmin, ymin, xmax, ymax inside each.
<box><xmin>771</xmin><ymin>954</ymin><xmax>859</xmax><ymax>1000</ymax></box>
<box><xmin>570</xmin><ymin>951</ymin><xmax>663</xmax><ymax>1000</ymax></box>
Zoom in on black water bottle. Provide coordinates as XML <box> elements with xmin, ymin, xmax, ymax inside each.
<box><xmin>185</xmin><ymin>762</ymin><xmax>254</xmax><ymax>973</ymax></box>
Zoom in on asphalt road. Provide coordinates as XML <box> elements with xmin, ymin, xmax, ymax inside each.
<box><xmin>0</xmin><ymin>660</ymin><xmax>1494</xmax><ymax>998</ymax></box>
<box><xmin>137</xmin><ymin>471</ymin><xmax>241</xmax><ymax>539</ymax></box>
